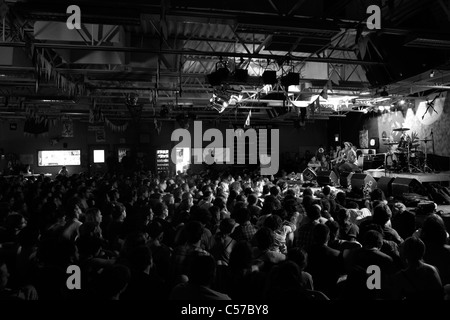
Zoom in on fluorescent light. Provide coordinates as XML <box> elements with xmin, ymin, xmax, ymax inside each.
<box><xmin>360</xmin><ymin>91</ymin><xmax>371</xmax><ymax>95</ymax></box>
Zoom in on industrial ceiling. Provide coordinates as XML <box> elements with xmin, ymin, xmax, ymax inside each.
<box><xmin>0</xmin><ymin>0</ymin><xmax>450</xmax><ymax>125</ymax></box>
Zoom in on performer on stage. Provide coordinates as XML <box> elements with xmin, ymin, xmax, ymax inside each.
<box><xmin>338</xmin><ymin>142</ymin><xmax>359</xmax><ymax>174</ymax></box>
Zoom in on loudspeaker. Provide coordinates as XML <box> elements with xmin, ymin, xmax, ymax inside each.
<box><xmin>392</xmin><ymin>178</ymin><xmax>426</xmax><ymax>197</ymax></box>
<box><xmin>351</xmin><ymin>173</ymin><xmax>378</xmax><ymax>196</ymax></box>
<box><xmin>317</xmin><ymin>170</ymin><xmax>338</xmax><ymax>186</ymax></box>
<box><xmin>377</xmin><ymin>176</ymin><xmax>395</xmax><ymax>197</ymax></box>
<box><xmin>302</xmin><ymin>167</ymin><xmax>317</xmax><ymax>181</ymax></box>
<box><xmin>340</xmin><ymin>171</ymin><xmax>354</xmax><ymax>188</ymax></box>
<box><xmin>262</xmin><ymin>70</ymin><xmax>277</xmax><ymax>85</ymax></box>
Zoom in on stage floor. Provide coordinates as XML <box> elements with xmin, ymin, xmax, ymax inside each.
<box><xmin>364</xmin><ymin>169</ymin><xmax>450</xmax><ymax>184</ymax></box>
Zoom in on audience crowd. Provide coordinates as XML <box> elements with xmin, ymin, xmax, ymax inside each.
<box><xmin>1</xmin><ymin>167</ymin><xmax>450</xmax><ymax>300</ymax></box>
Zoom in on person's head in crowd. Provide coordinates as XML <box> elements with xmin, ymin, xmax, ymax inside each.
<box><xmin>162</xmin><ymin>193</ymin><xmax>174</xmax><ymax>206</ymax></box>
<box><xmin>362</xmin><ymin>230</ymin><xmax>383</xmax><ymax>250</ymax></box>
<box><xmin>287</xmin><ymin>247</ymin><xmax>308</xmax><ymax>271</ymax></box>
<box><xmin>229</xmin><ymin>241</ymin><xmax>253</xmax><ymax>272</ymax></box>
<box><xmin>313</xmin><ymin>223</ymin><xmax>330</xmax><ymax>245</ymax></box>
<box><xmin>306</xmin><ymin>203</ymin><xmax>321</xmax><ymax>222</ymax></box>
<box><xmin>261</xmin><ymin>195</ymin><xmax>279</xmax><ymax>216</ymax></box>
<box><xmin>234</xmin><ymin>207</ymin><xmax>251</xmax><ymax>225</ymax></box>
<box><xmin>320</xmin><ymin>198</ymin><xmax>331</xmax><ymax>219</ymax></box>
<box><xmin>347</xmin><ymin>201</ymin><xmax>359</xmax><ymax>209</ymax></box>
<box><xmin>219</xmin><ymin>218</ymin><xmax>236</xmax><ymax>236</ymax></box>
<box><xmin>302</xmin><ymin>195</ymin><xmax>314</xmax><ymax>211</ymax></box>
<box><xmin>111</xmin><ymin>202</ymin><xmax>127</xmax><ymax>222</ymax></box>
<box><xmin>18</xmin><ymin>226</ymin><xmax>40</xmax><ymax>249</ymax></box>
<box><xmin>85</xmin><ymin>207</ymin><xmax>102</xmax><ymax>226</ymax></box>
<box><xmin>66</xmin><ymin>200</ymin><xmax>83</xmax><ymax>220</ymax></box>
<box><xmin>153</xmin><ymin>202</ymin><xmax>169</xmax><ymax>220</ymax></box>
<box><xmin>183</xmin><ymin>220</ymin><xmax>204</xmax><ymax>245</ymax></box>
<box><xmin>208</xmin><ymin>205</ymin><xmax>220</xmax><ymax>224</ymax></box>
<box><xmin>213</xmin><ymin>196</ymin><xmax>227</xmax><ymax>210</ymax></box>
<box><xmin>270</xmin><ymin>185</ymin><xmax>281</xmax><ymax>197</ymax></box>
<box><xmin>322</xmin><ymin>186</ymin><xmax>331</xmax><ymax>197</ymax></box>
<box><xmin>373</xmin><ymin>203</ymin><xmax>392</xmax><ymax>227</ymax></box>
<box><xmin>337</xmin><ymin>208</ymin><xmax>350</xmax><ymax>224</ymax></box>
<box><xmin>392</xmin><ymin>202</ymin><xmax>407</xmax><ymax>216</ymax></box>
<box><xmin>244</xmin><ymin>187</ymin><xmax>253</xmax><ymax>197</ymax></box>
<box><xmin>370</xmin><ymin>188</ymin><xmax>386</xmax><ymax>202</ymax></box>
<box><xmin>187</xmin><ymin>253</ymin><xmax>216</xmax><ymax>287</ymax></box>
<box><xmin>420</xmin><ymin>213</ymin><xmax>448</xmax><ymax>247</ymax></box>
<box><xmin>247</xmin><ymin>194</ymin><xmax>258</xmax><ymax>207</ymax></box>
<box><xmin>147</xmin><ymin>221</ymin><xmax>164</xmax><ymax>242</ymax></box>
<box><xmin>335</xmin><ymin>191</ymin><xmax>346</xmax><ymax>207</ymax></box>
<box><xmin>190</xmin><ymin>206</ymin><xmax>212</xmax><ymax>226</ymax></box>
<box><xmin>303</xmin><ymin>188</ymin><xmax>313</xmax><ymax>197</ymax></box>
<box><xmin>283</xmin><ymin>197</ymin><xmax>299</xmax><ymax>214</ymax></box>
<box><xmin>254</xmin><ymin>227</ymin><xmax>275</xmax><ymax>251</ymax></box>
<box><xmin>181</xmin><ymin>192</ymin><xmax>194</xmax><ymax>208</ymax></box>
<box><xmin>325</xmin><ymin>220</ymin><xmax>340</xmax><ymax>241</ymax></box>
<box><xmin>403</xmin><ymin>236</ymin><xmax>426</xmax><ymax>265</ymax></box>
<box><xmin>4</xmin><ymin>212</ymin><xmax>27</xmax><ymax>235</ymax></box>
<box><xmin>262</xmin><ymin>185</ymin><xmax>271</xmax><ymax>196</ymax></box>
<box><xmin>264</xmin><ymin>214</ymin><xmax>282</xmax><ymax>232</ymax></box>
<box><xmin>236</xmin><ymin>194</ymin><xmax>247</xmax><ymax>204</ymax></box>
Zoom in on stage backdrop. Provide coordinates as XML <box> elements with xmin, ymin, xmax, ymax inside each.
<box><xmin>376</xmin><ymin>91</ymin><xmax>450</xmax><ymax>157</ymax></box>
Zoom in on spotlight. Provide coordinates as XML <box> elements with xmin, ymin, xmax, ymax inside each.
<box><xmin>399</xmin><ymin>100</ymin><xmax>405</xmax><ymax>105</ymax></box>
<box><xmin>430</xmin><ymin>70</ymin><xmax>435</xmax><ymax>78</ymax></box>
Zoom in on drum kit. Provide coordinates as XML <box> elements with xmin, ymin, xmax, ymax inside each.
<box><xmin>382</xmin><ymin>127</ymin><xmax>433</xmax><ymax>173</ymax></box>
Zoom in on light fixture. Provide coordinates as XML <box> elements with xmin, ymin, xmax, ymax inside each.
<box><xmin>360</xmin><ymin>91</ymin><xmax>371</xmax><ymax>95</ymax></box>
<box><xmin>399</xmin><ymin>100</ymin><xmax>405</xmax><ymax>105</ymax></box>
<box><xmin>430</xmin><ymin>70</ymin><xmax>435</xmax><ymax>78</ymax></box>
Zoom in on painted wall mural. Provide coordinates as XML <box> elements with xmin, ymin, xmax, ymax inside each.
<box><xmin>377</xmin><ymin>91</ymin><xmax>449</xmax><ymax>157</ymax></box>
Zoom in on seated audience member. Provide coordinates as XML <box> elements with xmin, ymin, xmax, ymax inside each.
<box><xmin>170</xmin><ymin>221</ymin><xmax>209</xmax><ymax>285</ymax></box>
<box><xmin>372</xmin><ymin>203</ymin><xmax>403</xmax><ymax>245</ymax></box>
<box><xmin>0</xmin><ymin>258</ymin><xmax>38</xmax><ymax>300</ymax></box>
<box><xmin>345</xmin><ymin>230</ymin><xmax>396</xmax><ymax>299</ymax></box>
<box><xmin>296</xmin><ymin>205</ymin><xmax>321</xmax><ymax>249</ymax></box>
<box><xmin>305</xmin><ymin>223</ymin><xmax>344</xmax><ymax>298</ymax></box>
<box><xmin>264</xmin><ymin>260</ymin><xmax>329</xmax><ymax>300</ymax></box>
<box><xmin>391</xmin><ymin>202</ymin><xmax>416</xmax><ymax>240</ymax></box>
<box><xmin>251</xmin><ymin>227</ymin><xmax>286</xmax><ymax>271</ymax></box>
<box><xmin>146</xmin><ymin>221</ymin><xmax>172</xmax><ymax>283</ymax></box>
<box><xmin>336</xmin><ymin>209</ymin><xmax>359</xmax><ymax>241</ymax></box>
<box><xmin>287</xmin><ymin>247</ymin><xmax>314</xmax><ymax>290</ymax></box>
<box><xmin>231</xmin><ymin>207</ymin><xmax>257</xmax><ymax>243</ymax></box>
<box><xmin>419</xmin><ymin>214</ymin><xmax>450</xmax><ymax>285</ymax></box>
<box><xmin>392</xmin><ymin>237</ymin><xmax>444</xmax><ymax>300</ymax></box>
<box><xmin>61</xmin><ymin>202</ymin><xmax>83</xmax><ymax>242</ymax></box>
<box><xmin>170</xmin><ymin>254</ymin><xmax>231</xmax><ymax>300</ymax></box>
<box><xmin>210</xmin><ymin>218</ymin><xmax>237</xmax><ymax>266</ymax></box>
<box><xmin>120</xmin><ymin>245</ymin><xmax>169</xmax><ymax>300</ymax></box>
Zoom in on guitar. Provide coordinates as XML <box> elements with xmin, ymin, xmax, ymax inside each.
<box><xmin>330</xmin><ymin>151</ymin><xmax>346</xmax><ymax>164</ymax></box>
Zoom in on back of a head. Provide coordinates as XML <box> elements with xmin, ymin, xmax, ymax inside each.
<box><xmin>229</xmin><ymin>241</ymin><xmax>253</xmax><ymax>271</ymax></box>
<box><xmin>313</xmin><ymin>223</ymin><xmax>330</xmax><ymax>245</ymax></box>
<box><xmin>306</xmin><ymin>204</ymin><xmax>321</xmax><ymax>221</ymax></box>
<box><xmin>270</xmin><ymin>186</ymin><xmax>280</xmax><ymax>197</ymax></box>
<box><xmin>373</xmin><ymin>203</ymin><xmax>392</xmax><ymax>226</ymax></box>
<box><xmin>254</xmin><ymin>227</ymin><xmax>274</xmax><ymax>251</ymax></box>
<box><xmin>303</xmin><ymin>188</ymin><xmax>313</xmax><ymax>197</ymax></box>
<box><xmin>370</xmin><ymin>188</ymin><xmax>386</xmax><ymax>202</ymax></box>
<box><xmin>247</xmin><ymin>194</ymin><xmax>258</xmax><ymax>206</ymax></box>
<box><xmin>219</xmin><ymin>218</ymin><xmax>236</xmax><ymax>235</ymax></box>
<box><xmin>363</xmin><ymin>230</ymin><xmax>383</xmax><ymax>249</ymax></box>
<box><xmin>347</xmin><ymin>201</ymin><xmax>359</xmax><ymax>209</ymax></box>
<box><xmin>322</xmin><ymin>186</ymin><xmax>331</xmax><ymax>196</ymax></box>
<box><xmin>264</xmin><ymin>214</ymin><xmax>282</xmax><ymax>232</ymax></box>
<box><xmin>234</xmin><ymin>207</ymin><xmax>251</xmax><ymax>224</ymax></box>
<box><xmin>287</xmin><ymin>247</ymin><xmax>308</xmax><ymax>271</ymax></box>
<box><xmin>403</xmin><ymin>237</ymin><xmax>425</xmax><ymax>263</ymax></box>
<box><xmin>184</xmin><ymin>220</ymin><xmax>204</xmax><ymax>244</ymax></box>
<box><xmin>188</xmin><ymin>253</ymin><xmax>216</xmax><ymax>286</ymax></box>
<box><xmin>421</xmin><ymin>214</ymin><xmax>448</xmax><ymax>246</ymax></box>
<box><xmin>337</xmin><ymin>208</ymin><xmax>350</xmax><ymax>223</ymax></box>
<box><xmin>147</xmin><ymin>221</ymin><xmax>164</xmax><ymax>239</ymax></box>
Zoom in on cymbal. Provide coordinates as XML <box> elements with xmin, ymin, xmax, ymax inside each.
<box><xmin>393</xmin><ymin>127</ymin><xmax>410</xmax><ymax>132</ymax></box>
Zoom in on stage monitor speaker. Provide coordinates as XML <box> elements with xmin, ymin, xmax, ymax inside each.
<box><xmin>351</xmin><ymin>173</ymin><xmax>378</xmax><ymax>196</ymax></box>
<box><xmin>317</xmin><ymin>170</ymin><xmax>338</xmax><ymax>186</ymax></box>
<box><xmin>392</xmin><ymin>177</ymin><xmax>426</xmax><ymax>197</ymax></box>
<box><xmin>302</xmin><ymin>167</ymin><xmax>317</xmax><ymax>181</ymax></box>
<box><xmin>340</xmin><ymin>172</ymin><xmax>354</xmax><ymax>188</ymax></box>
<box><xmin>377</xmin><ymin>176</ymin><xmax>395</xmax><ymax>197</ymax></box>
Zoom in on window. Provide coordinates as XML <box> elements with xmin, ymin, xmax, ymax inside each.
<box><xmin>38</xmin><ymin>150</ymin><xmax>81</xmax><ymax>166</ymax></box>
<box><xmin>93</xmin><ymin>150</ymin><xmax>105</xmax><ymax>163</ymax></box>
